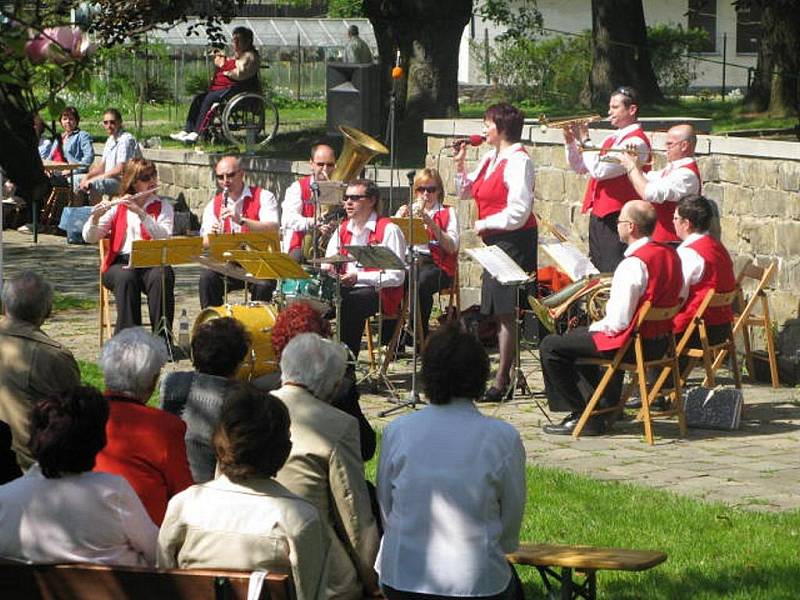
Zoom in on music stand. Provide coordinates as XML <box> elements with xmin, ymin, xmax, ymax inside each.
<box><xmin>222</xmin><ymin>249</ymin><xmax>308</xmax><ymax>281</ymax></box>
<box><xmin>130</xmin><ymin>237</ymin><xmax>203</xmax><ymax>360</ymax></box>
<box><xmin>206</xmin><ymin>231</ymin><xmax>281</xmax><ymax>302</ymax></box>
<box><xmin>343</xmin><ymin>244</ymin><xmax>405</xmax><ymax>397</ymax></box>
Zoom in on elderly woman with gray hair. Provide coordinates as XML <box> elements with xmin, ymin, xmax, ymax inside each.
<box><xmin>273</xmin><ymin>333</ymin><xmax>381</xmax><ymax>599</ymax></box>
<box><xmin>93</xmin><ymin>327</ymin><xmax>193</xmax><ymax>525</ymax></box>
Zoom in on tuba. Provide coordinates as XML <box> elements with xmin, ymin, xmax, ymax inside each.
<box><xmin>302</xmin><ymin>125</ymin><xmax>389</xmax><ymax>261</ymax></box>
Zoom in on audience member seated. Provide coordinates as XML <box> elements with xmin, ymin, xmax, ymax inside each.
<box><xmin>93</xmin><ymin>328</ymin><xmax>193</xmax><ymax>525</ymax></box>
<box><xmin>170</xmin><ymin>26</ymin><xmax>261</xmax><ymax>144</ymax></box>
<box><xmin>0</xmin><ymin>421</ymin><xmax>22</xmax><ymax>484</ymax></box>
<box><xmin>0</xmin><ymin>387</ymin><xmax>158</xmax><ymax>565</ymax></box>
<box><xmin>46</xmin><ymin>106</ymin><xmax>94</xmax><ymax>191</ymax></box>
<box><xmin>376</xmin><ymin>323</ymin><xmax>526</xmax><ymax>600</ymax></box>
<box><xmin>157</xmin><ymin>384</ymin><xmax>329</xmax><ymax>600</ymax></box>
<box><xmin>274</xmin><ymin>333</ymin><xmax>380</xmax><ymax>599</ymax></box>
<box><xmin>79</xmin><ymin>108</ymin><xmax>138</xmax><ymax>202</ymax></box>
<box><xmin>160</xmin><ymin>317</ymin><xmax>250</xmax><ymax>483</ymax></box>
<box><xmin>254</xmin><ymin>301</ymin><xmax>376</xmax><ymax>462</ymax></box>
<box><xmin>0</xmin><ymin>270</ymin><xmax>80</xmax><ymax>470</ymax></box>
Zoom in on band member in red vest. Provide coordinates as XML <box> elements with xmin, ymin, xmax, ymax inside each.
<box><xmin>198</xmin><ymin>155</ymin><xmax>280</xmax><ymax>308</ymax></box>
<box><xmin>323</xmin><ymin>179</ymin><xmax>406</xmax><ymax>361</ymax></box>
<box><xmin>83</xmin><ymin>158</ymin><xmax>175</xmax><ymax>336</ymax></box>
<box><xmin>280</xmin><ymin>142</ymin><xmax>337</xmax><ymax>261</ymax></box>
<box><xmin>564</xmin><ymin>86</ymin><xmax>652</xmax><ymax>272</ymax></box>
<box><xmin>454</xmin><ymin>103</ymin><xmax>537</xmax><ymax>403</ymax></box>
<box><xmin>170</xmin><ymin>26</ymin><xmax>260</xmax><ymax>144</ymax></box>
<box><xmin>394</xmin><ymin>168</ymin><xmax>459</xmax><ymax>340</ymax></box>
<box><xmin>620</xmin><ymin>124</ymin><xmax>701</xmax><ymax>244</ymax></box>
<box><xmin>538</xmin><ymin>200</ymin><xmax>683</xmax><ymax>436</ymax></box>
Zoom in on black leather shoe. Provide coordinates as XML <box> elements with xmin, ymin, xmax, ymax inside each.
<box><xmin>480</xmin><ymin>385</ymin><xmax>510</xmax><ymax>403</ymax></box>
<box><xmin>543</xmin><ymin>414</ymin><xmax>606</xmax><ymax>436</ymax></box>
<box><xmin>625</xmin><ymin>396</ymin><xmax>642</xmax><ymax>409</ymax></box>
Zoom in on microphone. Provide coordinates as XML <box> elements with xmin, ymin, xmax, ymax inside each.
<box><xmin>452</xmin><ymin>135</ymin><xmax>485</xmax><ymax>149</ymax></box>
<box><xmin>391</xmin><ymin>49</ymin><xmax>403</xmax><ymax>80</ymax></box>
<box><xmin>406</xmin><ymin>170</ymin><xmax>416</xmax><ymax>185</ymax></box>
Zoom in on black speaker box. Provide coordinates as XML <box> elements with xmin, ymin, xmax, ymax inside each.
<box><xmin>326</xmin><ymin>63</ymin><xmax>381</xmax><ymax>137</ymax></box>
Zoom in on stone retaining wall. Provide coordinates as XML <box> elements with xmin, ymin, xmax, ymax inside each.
<box><xmin>423</xmin><ymin>120</ymin><xmax>800</xmax><ymax>328</ymax></box>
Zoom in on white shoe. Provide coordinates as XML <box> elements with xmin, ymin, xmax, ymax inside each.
<box><xmin>17</xmin><ymin>224</ymin><xmax>33</xmax><ymax>234</ymax></box>
<box><xmin>183</xmin><ymin>132</ymin><xmax>199</xmax><ymax>143</ymax></box>
<box><xmin>170</xmin><ymin>131</ymin><xmax>188</xmax><ymax>141</ymax></box>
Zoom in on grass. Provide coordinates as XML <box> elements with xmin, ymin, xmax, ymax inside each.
<box><xmin>365</xmin><ymin>431</ymin><xmax>800</xmax><ymax>599</ymax></box>
<box><xmin>52</xmin><ymin>293</ymin><xmax>98</xmax><ymax>312</ymax></box>
<box><xmin>78</xmin><ymin>359</ymin><xmax>160</xmax><ymax>407</ymax></box>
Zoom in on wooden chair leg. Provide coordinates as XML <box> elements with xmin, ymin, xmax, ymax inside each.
<box><xmin>634</xmin><ymin>341</ymin><xmax>655</xmax><ymax>445</ymax></box>
<box><xmin>729</xmin><ymin>341</ymin><xmax>743</xmax><ymax>389</ymax></box>
<box><xmin>573</xmin><ymin>365</ymin><xmax>617</xmax><ymax>439</ymax></box>
<box><xmin>742</xmin><ymin>323</ymin><xmax>755</xmax><ymax>382</ymax></box>
<box><xmin>364</xmin><ymin>321</ymin><xmax>376</xmax><ymax>371</ymax></box>
<box><xmin>381</xmin><ymin>310</ymin><xmax>407</xmax><ymax>375</ymax></box>
<box><xmin>761</xmin><ymin>294</ymin><xmax>780</xmax><ymax>388</ymax></box>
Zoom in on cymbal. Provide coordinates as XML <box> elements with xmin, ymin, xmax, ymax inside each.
<box><xmin>309</xmin><ymin>254</ymin><xmax>355</xmax><ymax>265</ymax></box>
<box><xmin>193</xmin><ymin>255</ymin><xmax>265</xmax><ymax>284</ymax></box>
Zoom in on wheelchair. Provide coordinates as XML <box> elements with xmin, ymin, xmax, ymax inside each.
<box><xmin>198</xmin><ymin>90</ymin><xmax>279</xmax><ymax>148</ymax></box>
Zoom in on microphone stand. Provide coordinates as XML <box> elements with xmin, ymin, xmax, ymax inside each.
<box><xmin>310</xmin><ymin>179</ymin><xmax>320</xmax><ymax>264</ymax></box>
<box><xmin>384</xmin><ymin>50</ymin><xmax>402</xmax><ymax>212</ymax></box>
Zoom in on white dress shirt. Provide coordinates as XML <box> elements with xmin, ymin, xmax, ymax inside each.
<box><xmin>456</xmin><ymin>142</ymin><xmax>534</xmax><ymax>233</ymax></box>
<box><xmin>566</xmin><ymin>123</ymin><xmax>650</xmax><ymax>181</ymax></box>
<box><xmin>643</xmin><ymin>157</ymin><xmax>701</xmax><ymax>205</ymax></box>
<box><xmin>82</xmin><ymin>197</ymin><xmax>174</xmax><ymax>255</ymax></box>
<box><xmin>0</xmin><ymin>464</ymin><xmax>158</xmax><ymax>566</ymax></box>
<box><xmin>200</xmin><ymin>185</ymin><xmax>279</xmax><ymax>236</ymax></box>
<box><xmin>324</xmin><ymin>211</ymin><xmax>407</xmax><ymax>288</ymax></box>
<box><xmin>677</xmin><ymin>231</ymin><xmax>707</xmax><ymax>294</ymax></box>
<box><xmin>280</xmin><ymin>179</ymin><xmax>315</xmax><ymax>252</ymax></box>
<box><xmin>376</xmin><ymin>399</ymin><xmax>526</xmax><ymax>597</ymax></box>
<box><xmin>101</xmin><ymin>130</ymin><xmax>138</xmax><ymax>173</ymax></box>
<box><xmin>588</xmin><ymin>237</ymin><xmax>650</xmax><ymax>335</ymax></box>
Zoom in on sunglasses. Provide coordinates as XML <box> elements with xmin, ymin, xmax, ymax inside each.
<box><xmin>216</xmin><ymin>171</ymin><xmax>240</xmax><ymax>180</ymax></box>
<box><xmin>416</xmin><ymin>186</ymin><xmax>438</xmax><ymax>194</ymax></box>
<box><xmin>314</xmin><ymin>161</ymin><xmax>336</xmax><ymax>168</ymax></box>
<box><xmin>344</xmin><ymin>194</ymin><xmax>371</xmax><ymax>201</ymax></box>
<box><xmin>138</xmin><ymin>172</ymin><xmax>157</xmax><ymax>182</ymax></box>
<box><xmin>614</xmin><ymin>86</ymin><xmax>636</xmax><ymax>101</ymax></box>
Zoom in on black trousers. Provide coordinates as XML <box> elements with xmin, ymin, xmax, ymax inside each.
<box><xmin>589</xmin><ymin>212</ymin><xmax>627</xmax><ymax>273</ymax></box>
<box><xmin>539</xmin><ymin>326</ymin><xmax>669</xmax><ymax>414</ymax></box>
<box><xmin>338</xmin><ymin>286</ymin><xmax>380</xmax><ymax>361</ymax></box>
<box><xmin>102</xmin><ymin>258</ymin><xmax>175</xmax><ymax>336</ymax></box>
<box><xmin>198</xmin><ymin>269</ymin><xmax>275</xmax><ymax>309</ymax></box>
<box><xmin>413</xmin><ymin>257</ymin><xmax>453</xmax><ymax>339</ymax></box>
<box><xmin>185</xmin><ymin>88</ymin><xmax>231</xmax><ymax>133</ymax></box>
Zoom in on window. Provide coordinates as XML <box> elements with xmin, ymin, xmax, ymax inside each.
<box><xmin>736</xmin><ymin>5</ymin><xmax>762</xmax><ymax>54</ymax></box>
<box><xmin>687</xmin><ymin>0</ymin><xmax>717</xmax><ymax>53</ymax></box>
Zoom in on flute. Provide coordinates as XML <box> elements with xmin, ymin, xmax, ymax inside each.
<box><xmin>90</xmin><ymin>186</ymin><xmax>160</xmax><ymax>215</ymax></box>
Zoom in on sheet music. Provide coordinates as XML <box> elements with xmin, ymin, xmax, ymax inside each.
<box><xmin>540</xmin><ymin>241</ymin><xmax>601</xmax><ymax>281</ymax></box>
<box><xmin>343</xmin><ymin>245</ymin><xmax>406</xmax><ymax>271</ymax></box>
<box><xmin>465</xmin><ymin>246</ymin><xmax>530</xmax><ymax>285</ymax></box>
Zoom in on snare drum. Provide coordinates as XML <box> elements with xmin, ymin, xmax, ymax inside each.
<box><xmin>280</xmin><ymin>269</ymin><xmax>335</xmax><ymax>312</ymax></box>
<box><xmin>192</xmin><ymin>302</ymin><xmax>279</xmax><ymax>380</ymax></box>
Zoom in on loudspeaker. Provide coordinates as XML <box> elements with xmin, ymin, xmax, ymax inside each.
<box><xmin>326</xmin><ymin>63</ymin><xmax>381</xmax><ymax>137</ymax></box>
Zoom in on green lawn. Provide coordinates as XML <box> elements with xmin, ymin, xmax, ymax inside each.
<box><xmin>78</xmin><ymin>359</ymin><xmax>160</xmax><ymax>407</ymax></box>
<box><xmin>366</xmin><ymin>431</ymin><xmax>799</xmax><ymax>600</ymax></box>
<box><xmin>52</xmin><ymin>293</ymin><xmax>98</xmax><ymax>312</ymax></box>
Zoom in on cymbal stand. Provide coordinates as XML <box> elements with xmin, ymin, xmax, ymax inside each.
<box><xmin>310</xmin><ymin>180</ymin><xmax>320</xmax><ymax>264</ymax></box>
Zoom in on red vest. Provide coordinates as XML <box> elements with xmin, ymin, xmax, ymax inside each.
<box><xmin>101</xmin><ymin>201</ymin><xmax>162</xmax><ymax>273</ymax></box>
<box><xmin>428</xmin><ymin>207</ymin><xmax>457</xmax><ymax>277</ymax></box>
<box><xmin>592</xmin><ymin>240</ymin><xmax>682</xmax><ymax>352</ymax></box>
<box><xmin>471</xmin><ymin>147</ymin><xmax>536</xmax><ymax>239</ymax></box>
<box><xmin>672</xmin><ymin>234</ymin><xmax>735</xmax><ymax>333</ymax></box>
<box><xmin>288</xmin><ymin>176</ymin><xmax>315</xmax><ymax>253</ymax></box>
<box><xmin>582</xmin><ymin>128</ymin><xmax>652</xmax><ymax>217</ymax></box>
<box><xmin>212</xmin><ymin>186</ymin><xmax>262</xmax><ymax>234</ymax></box>
<box><xmin>209</xmin><ymin>58</ymin><xmax>236</xmax><ymax>91</ymax></box>
<box><xmin>652</xmin><ymin>160</ymin><xmax>702</xmax><ymax>243</ymax></box>
<box><xmin>338</xmin><ymin>217</ymin><xmax>405</xmax><ymax>317</ymax></box>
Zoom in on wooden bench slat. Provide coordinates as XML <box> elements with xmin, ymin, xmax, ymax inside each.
<box><xmin>508</xmin><ymin>543</ymin><xmax>668</xmax><ymax>572</ymax></box>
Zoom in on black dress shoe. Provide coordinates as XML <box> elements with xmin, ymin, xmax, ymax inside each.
<box><xmin>625</xmin><ymin>395</ymin><xmax>642</xmax><ymax>409</ymax></box>
<box><xmin>479</xmin><ymin>385</ymin><xmax>510</xmax><ymax>403</ymax></box>
<box><xmin>543</xmin><ymin>414</ymin><xmax>606</xmax><ymax>436</ymax></box>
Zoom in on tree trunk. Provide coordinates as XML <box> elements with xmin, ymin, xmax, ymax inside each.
<box><xmin>580</xmin><ymin>0</ymin><xmax>664</xmax><ymax>108</ymax></box>
<box><xmin>364</xmin><ymin>0</ymin><xmax>473</xmax><ymax>164</ymax></box>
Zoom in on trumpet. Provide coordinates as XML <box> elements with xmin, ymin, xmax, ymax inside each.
<box><xmin>539</xmin><ymin>114</ymin><xmax>602</xmax><ymax>132</ymax></box>
<box><xmin>579</xmin><ymin>146</ymin><xmax>658</xmax><ymax>166</ymax></box>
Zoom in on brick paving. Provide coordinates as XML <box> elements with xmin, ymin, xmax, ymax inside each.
<box><xmin>3</xmin><ymin>230</ymin><xmax>798</xmax><ymax>512</ymax></box>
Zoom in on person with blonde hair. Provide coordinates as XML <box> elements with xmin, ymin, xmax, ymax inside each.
<box><xmin>82</xmin><ymin>158</ymin><xmax>175</xmax><ymax>336</ymax></box>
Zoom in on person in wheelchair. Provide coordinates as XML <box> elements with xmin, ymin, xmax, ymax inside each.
<box><xmin>170</xmin><ymin>26</ymin><xmax>261</xmax><ymax>144</ymax></box>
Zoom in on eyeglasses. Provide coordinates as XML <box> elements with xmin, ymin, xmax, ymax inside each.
<box><xmin>102</xmin><ymin>120</ymin><xmax>117</xmax><ymax>125</ymax></box>
<box><xmin>617</xmin><ymin>219</ymin><xmax>633</xmax><ymax>226</ymax></box>
<box><xmin>344</xmin><ymin>194</ymin><xmax>371</xmax><ymax>201</ymax></box>
<box><xmin>138</xmin><ymin>172</ymin><xmax>157</xmax><ymax>182</ymax></box>
<box><xmin>416</xmin><ymin>186</ymin><xmax>439</xmax><ymax>194</ymax></box>
<box><xmin>314</xmin><ymin>161</ymin><xmax>336</xmax><ymax>168</ymax></box>
<box><xmin>216</xmin><ymin>171</ymin><xmax>240</xmax><ymax>180</ymax></box>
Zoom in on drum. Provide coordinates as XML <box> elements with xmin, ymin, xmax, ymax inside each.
<box><xmin>280</xmin><ymin>269</ymin><xmax>335</xmax><ymax>312</ymax></box>
<box><xmin>192</xmin><ymin>302</ymin><xmax>279</xmax><ymax>380</ymax></box>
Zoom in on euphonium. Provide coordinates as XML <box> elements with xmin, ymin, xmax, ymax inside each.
<box><xmin>302</xmin><ymin>125</ymin><xmax>389</xmax><ymax>261</ymax></box>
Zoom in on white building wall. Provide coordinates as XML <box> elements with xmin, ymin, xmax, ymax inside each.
<box><xmin>459</xmin><ymin>0</ymin><xmax>757</xmax><ymax>91</ymax></box>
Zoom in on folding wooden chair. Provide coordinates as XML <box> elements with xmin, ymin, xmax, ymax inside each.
<box><xmin>99</xmin><ymin>239</ymin><xmax>114</xmax><ymax>346</ymax></box>
<box><xmin>711</xmin><ymin>261</ymin><xmax>779</xmax><ymax>387</ymax></box>
<box><xmin>437</xmin><ymin>262</ymin><xmax>461</xmax><ymax>321</ymax></box>
<box><xmin>573</xmin><ymin>301</ymin><xmax>686</xmax><ymax>445</ymax></box>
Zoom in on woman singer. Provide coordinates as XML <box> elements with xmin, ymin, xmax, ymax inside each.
<box><xmin>82</xmin><ymin>158</ymin><xmax>175</xmax><ymax>338</ymax></box>
<box><xmin>454</xmin><ymin>102</ymin><xmax>537</xmax><ymax>402</ymax></box>
<box><xmin>393</xmin><ymin>168</ymin><xmax>459</xmax><ymax>340</ymax></box>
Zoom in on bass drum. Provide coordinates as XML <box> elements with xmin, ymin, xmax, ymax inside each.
<box><xmin>192</xmin><ymin>303</ymin><xmax>279</xmax><ymax>380</ymax></box>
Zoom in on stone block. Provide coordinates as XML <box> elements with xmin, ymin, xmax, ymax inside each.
<box><xmin>547</xmin><ymin>202</ymin><xmax>573</xmax><ymax>232</ymax></box>
<box><xmin>530</xmin><ymin>146</ymin><xmax>551</xmax><ymax>167</ymax></box>
<box><xmin>720</xmin><ymin>216</ymin><xmax>741</xmax><ymax>251</ymax></box>
<box><xmin>718</xmin><ymin>156</ymin><xmax>740</xmax><ymax>184</ymax></box>
<box><xmin>774</xmin><ymin>221</ymin><xmax>800</xmax><ymax>256</ymax></box>
<box><xmin>564</xmin><ymin>171</ymin><xmax>588</xmax><ymax>203</ymax></box>
<box><xmin>778</xmin><ymin>161</ymin><xmax>800</xmax><ymax>192</ymax></box>
<box><xmin>697</xmin><ymin>155</ymin><xmax>717</xmax><ymax>182</ymax></box>
<box><xmin>726</xmin><ymin>186</ymin><xmax>753</xmax><ymax>216</ymax></box>
<box><xmin>427</xmin><ymin>136</ymin><xmax>446</xmax><ymax>155</ymax></box>
<box><xmin>771</xmin><ymin>291</ymin><xmax>800</xmax><ymax>328</ymax></box>
<box><xmin>741</xmin><ymin>158</ymin><xmax>778</xmax><ymax>189</ymax></box>
<box><xmin>776</xmin><ymin>258</ymin><xmax>800</xmax><ymax>289</ymax></box>
<box><xmin>550</xmin><ymin>147</ymin><xmax>568</xmax><ymax>170</ymax></box>
<box><xmin>157</xmin><ymin>163</ymin><xmax>174</xmax><ymax>185</ymax></box>
<box><xmin>703</xmin><ymin>182</ymin><xmax>725</xmax><ymax>211</ymax></box>
<box><xmin>752</xmin><ymin>189</ymin><xmax>789</xmax><ymax>218</ymax></box>
<box><xmin>786</xmin><ymin>192</ymin><xmax>800</xmax><ymax>220</ymax></box>
<box><xmin>535</xmin><ymin>168</ymin><xmax>565</xmax><ymax>203</ymax></box>
<box><xmin>739</xmin><ymin>219</ymin><xmax>776</xmax><ymax>255</ymax></box>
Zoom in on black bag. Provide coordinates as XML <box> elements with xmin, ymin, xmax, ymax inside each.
<box><xmin>683</xmin><ymin>386</ymin><xmax>743</xmax><ymax>431</ymax></box>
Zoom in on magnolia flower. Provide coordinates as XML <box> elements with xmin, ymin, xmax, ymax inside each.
<box><xmin>24</xmin><ymin>26</ymin><xmax>95</xmax><ymax>65</ymax></box>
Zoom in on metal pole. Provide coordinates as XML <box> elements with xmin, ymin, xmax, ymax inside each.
<box><xmin>296</xmin><ymin>33</ymin><xmax>301</xmax><ymax>100</ymax></box>
<box><xmin>721</xmin><ymin>32</ymin><xmax>727</xmax><ymax>100</ymax></box>
<box><xmin>484</xmin><ymin>28</ymin><xmax>490</xmax><ymax>84</ymax></box>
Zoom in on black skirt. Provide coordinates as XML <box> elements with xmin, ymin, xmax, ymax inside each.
<box><xmin>480</xmin><ymin>226</ymin><xmax>538</xmax><ymax>316</ymax></box>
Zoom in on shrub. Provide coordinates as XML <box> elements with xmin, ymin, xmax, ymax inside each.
<box><xmin>647</xmin><ymin>24</ymin><xmax>709</xmax><ymax>97</ymax></box>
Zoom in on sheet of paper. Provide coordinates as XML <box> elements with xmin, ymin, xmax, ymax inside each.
<box><xmin>466</xmin><ymin>245</ymin><xmax>530</xmax><ymax>285</ymax></box>
<box><xmin>540</xmin><ymin>241</ymin><xmax>601</xmax><ymax>281</ymax></box>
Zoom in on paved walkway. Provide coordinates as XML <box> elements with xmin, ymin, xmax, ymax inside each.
<box><xmin>3</xmin><ymin>230</ymin><xmax>799</xmax><ymax>512</ymax></box>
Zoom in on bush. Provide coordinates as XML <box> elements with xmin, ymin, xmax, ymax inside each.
<box><xmin>647</xmin><ymin>24</ymin><xmax>709</xmax><ymax>97</ymax></box>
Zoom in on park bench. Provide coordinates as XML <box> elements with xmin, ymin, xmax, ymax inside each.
<box><xmin>508</xmin><ymin>542</ymin><xmax>667</xmax><ymax>600</ymax></box>
<box><xmin>0</xmin><ymin>560</ymin><xmax>294</xmax><ymax>600</ymax></box>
